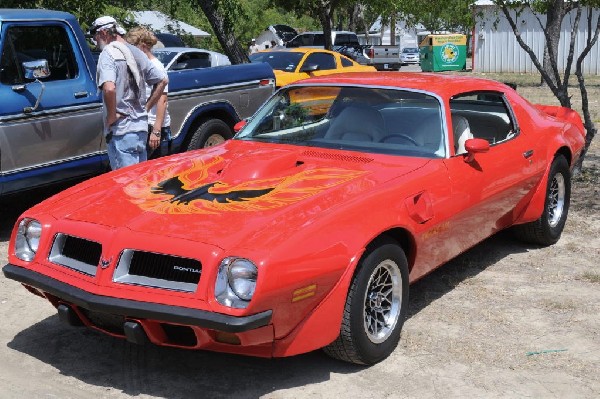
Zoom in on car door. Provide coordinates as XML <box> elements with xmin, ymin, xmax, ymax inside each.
<box><xmin>0</xmin><ymin>21</ymin><xmax>103</xmax><ymax>194</ymax></box>
<box><xmin>441</xmin><ymin>91</ymin><xmax>545</xmax><ymax>252</ymax></box>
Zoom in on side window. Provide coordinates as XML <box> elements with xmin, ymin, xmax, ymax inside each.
<box><xmin>176</xmin><ymin>52</ymin><xmax>211</xmax><ymax>69</ymax></box>
<box><xmin>294</xmin><ymin>34</ymin><xmax>313</xmax><ymax>46</ymax></box>
<box><xmin>0</xmin><ymin>24</ymin><xmax>78</xmax><ymax>85</ymax></box>
<box><xmin>450</xmin><ymin>91</ymin><xmax>517</xmax><ymax>154</ymax></box>
<box><xmin>304</xmin><ymin>53</ymin><xmax>336</xmax><ymax>70</ymax></box>
<box><xmin>341</xmin><ymin>57</ymin><xmax>353</xmax><ymax>67</ymax></box>
<box><xmin>335</xmin><ymin>34</ymin><xmax>358</xmax><ymax>46</ymax></box>
<box><xmin>312</xmin><ymin>34</ymin><xmax>325</xmax><ymax>46</ymax></box>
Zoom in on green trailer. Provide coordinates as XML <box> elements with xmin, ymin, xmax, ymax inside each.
<box><xmin>419</xmin><ymin>34</ymin><xmax>467</xmax><ymax>72</ymax></box>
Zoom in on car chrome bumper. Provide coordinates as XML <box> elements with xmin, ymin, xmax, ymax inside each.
<box><xmin>3</xmin><ymin>263</ymin><xmax>272</xmax><ymax>333</ymax></box>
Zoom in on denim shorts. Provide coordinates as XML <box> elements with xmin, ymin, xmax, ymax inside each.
<box><xmin>106</xmin><ymin>130</ymin><xmax>148</xmax><ymax>170</ymax></box>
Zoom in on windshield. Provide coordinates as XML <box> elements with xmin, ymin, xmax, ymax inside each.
<box><xmin>152</xmin><ymin>51</ymin><xmax>178</xmax><ymax>66</ymax></box>
<box><xmin>403</xmin><ymin>48</ymin><xmax>419</xmax><ymax>53</ymax></box>
<box><xmin>249</xmin><ymin>51</ymin><xmax>304</xmax><ymax>72</ymax></box>
<box><xmin>236</xmin><ymin>85</ymin><xmax>446</xmax><ymax>158</ymax></box>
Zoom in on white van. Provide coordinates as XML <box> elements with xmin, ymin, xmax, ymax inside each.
<box><xmin>286</xmin><ymin>30</ymin><xmax>360</xmax><ymax>48</ymax></box>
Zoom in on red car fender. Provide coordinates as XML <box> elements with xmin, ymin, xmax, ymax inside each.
<box><xmin>514</xmin><ymin>143</ymin><xmax>572</xmax><ymax>225</ymax></box>
<box><xmin>535</xmin><ymin>104</ymin><xmax>585</xmax><ymax>135</ymax></box>
<box><xmin>272</xmin><ymin>247</ymin><xmax>365</xmax><ymax>357</ymax></box>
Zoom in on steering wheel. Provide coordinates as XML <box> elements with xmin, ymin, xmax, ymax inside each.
<box><xmin>379</xmin><ymin>134</ymin><xmax>419</xmax><ymax>146</ymax></box>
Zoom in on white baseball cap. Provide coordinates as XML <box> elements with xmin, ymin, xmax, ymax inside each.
<box><xmin>116</xmin><ymin>25</ymin><xmax>126</xmax><ymax>35</ymax></box>
<box><xmin>90</xmin><ymin>16</ymin><xmax>116</xmax><ymax>35</ymax></box>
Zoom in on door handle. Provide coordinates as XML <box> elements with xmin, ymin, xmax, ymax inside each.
<box><xmin>74</xmin><ymin>91</ymin><xmax>89</xmax><ymax>98</ymax></box>
<box><xmin>523</xmin><ymin>150</ymin><xmax>534</xmax><ymax>159</ymax></box>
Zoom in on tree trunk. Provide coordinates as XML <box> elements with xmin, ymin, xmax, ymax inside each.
<box><xmin>319</xmin><ymin>4</ymin><xmax>334</xmax><ymax>50</ymax></box>
<box><xmin>390</xmin><ymin>14</ymin><xmax>396</xmax><ymax>46</ymax></box>
<box><xmin>194</xmin><ymin>0</ymin><xmax>248</xmax><ymax>64</ymax></box>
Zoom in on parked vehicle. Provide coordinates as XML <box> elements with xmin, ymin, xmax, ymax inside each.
<box><xmin>153</xmin><ymin>47</ymin><xmax>231</xmax><ymax>70</ymax></box>
<box><xmin>0</xmin><ymin>9</ymin><xmax>275</xmax><ymax>196</ymax></box>
<box><xmin>400</xmin><ymin>47</ymin><xmax>420</xmax><ymax>65</ymax></box>
<box><xmin>365</xmin><ymin>45</ymin><xmax>401</xmax><ymax>71</ymax></box>
<box><xmin>249</xmin><ymin>47</ymin><xmax>374</xmax><ymax>87</ymax></box>
<box><xmin>3</xmin><ymin>72</ymin><xmax>585</xmax><ymax>366</ymax></box>
<box><xmin>286</xmin><ymin>30</ymin><xmax>370</xmax><ymax>65</ymax></box>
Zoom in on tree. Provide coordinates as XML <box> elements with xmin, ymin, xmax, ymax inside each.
<box><xmin>0</xmin><ymin>0</ymin><xmax>137</xmax><ymax>32</ymax></box>
<box><xmin>494</xmin><ymin>0</ymin><xmax>599</xmax><ymax>169</ymax></box>
<box><xmin>270</xmin><ymin>0</ymin><xmax>355</xmax><ymax>49</ymax></box>
<box><xmin>193</xmin><ymin>0</ymin><xmax>249</xmax><ymax>63</ymax></box>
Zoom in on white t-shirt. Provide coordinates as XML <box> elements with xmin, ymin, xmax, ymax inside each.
<box><xmin>146</xmin><ymin>57</ymin><xmax>171</xmax><ymax>127</ymax></box>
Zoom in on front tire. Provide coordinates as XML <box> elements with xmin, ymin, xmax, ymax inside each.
<box><xmin>514</xmin><ymin>155</ymin><xmax>571</xmax><ymax>245</ymax></box>
<box><xmin>323</xmin><ymin>238</ymin><xmax>409</xmax><ymax>365</ymax></box>
<box><xmin>186</xmin><ymin>119</ymin><xmax>232</xmax><ymax>151</ymax></box>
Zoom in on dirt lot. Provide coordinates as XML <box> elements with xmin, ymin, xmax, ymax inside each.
<box><xmin>1</xmin><ymin>83</ymin><xmax>599</xmax><ymax>398</ymax></box>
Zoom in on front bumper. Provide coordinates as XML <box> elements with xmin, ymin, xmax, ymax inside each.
<box><xmin>3</xmin><ymin>263</ymin><xmax>272</xmax><ymax>333</ymax></box>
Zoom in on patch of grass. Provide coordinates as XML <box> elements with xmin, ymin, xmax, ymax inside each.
<box><xmin>581</xmin><ymin>272</ymin><xmax>600</xmax><ymax>283</ymax></box>
<box><xmin>573</xmin><ymin>165</ymin><xmax>600</xmax><ymax>184</ymax></box>
<box><xmin>543</xmin><ymin>300</ymin><xmax>577</xmax><ymax>312</ymax></box>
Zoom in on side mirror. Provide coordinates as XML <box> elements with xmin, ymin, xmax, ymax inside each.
<box><xmin>22</xmin><ymin>60</ymin><xmax>50</xmax><ymax>113</ymax></box>
<box><xmin>464</xmin><ymin>138</ymin><xmax>490</xmax><ymax>163</ymax></box>
<box><xmin>300</xmin><ymin>63</ymin><xmax>319</xmax><ymax>73</ymax></box>
<box><xmin>23</xmin><ymin>59</ymin><xmax>50</xmax><ymax>80</ymax></box>
<box><xmin>233</xmin><ymin>120</ymin><xmax>247</xmax><ymax>132</ymax></box>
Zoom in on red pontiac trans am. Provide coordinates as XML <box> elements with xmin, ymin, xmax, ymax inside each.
<box><xmin>3</xmin><ymin>73</ymin><xmax>585</xmax><ymax>365</ymax></box>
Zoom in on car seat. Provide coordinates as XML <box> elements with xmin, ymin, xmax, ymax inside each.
<box><xmin>452</xmin><ymin>115</ymin><xmax>473</xmax><ymax>155</ymax></box>
<box><xmin>324</xmin><ymin>104</ymin><xmax>386</xmax><ymax>142</ymax></box>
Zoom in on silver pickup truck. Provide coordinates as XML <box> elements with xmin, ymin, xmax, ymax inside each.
<box><xmin>0</xmin><ymin>9</ymin><xmax>275</xmax><ymax>196</ymax></box>
<box><xmin>365</xmin><ymin>45</ymin><xmax>401</xmax><ymax>71</ymax></box>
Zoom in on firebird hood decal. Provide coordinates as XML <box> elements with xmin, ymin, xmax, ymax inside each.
<box><xmin>124</xmin><ymin>156</ymin><xmax>367</xmax><ymax>214</ymax></box>
<box><xmin>152</xmin><ymin>179</ymin><xmax>275</xmax><ymax>205</ymax></box>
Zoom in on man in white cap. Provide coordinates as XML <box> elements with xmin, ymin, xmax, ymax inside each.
<box><xmin>90</xmin><ymin>16</ymin><xmax>168</xmax><ymax>170</ymax></box>
<box><xmin>248</xmin><ymin>38</ymin><xmax>260</xmax><ymax>55</ymax></box>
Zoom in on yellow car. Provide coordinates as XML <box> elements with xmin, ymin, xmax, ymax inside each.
<box><xmin>249</xmin><ymin>47</ymin><xmax>376</xmax><ymax>87</ymax></box>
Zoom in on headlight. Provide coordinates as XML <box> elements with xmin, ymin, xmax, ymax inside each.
<box><xmin>215</xmin><ymin>257</ymin><xmax>258</xmax><ymax>308</ymax></box>
<box><xmin>15</xmin><ymin>218</ymin><xmax>42</xmax><ymax>261</ymax></box>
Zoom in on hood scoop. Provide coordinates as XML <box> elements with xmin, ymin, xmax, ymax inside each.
<box><xmin>218</xmin><ymin>148</ymin><xmax>303</xmax><ymax>183</ymax></box>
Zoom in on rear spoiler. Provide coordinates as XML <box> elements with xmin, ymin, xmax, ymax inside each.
<box><xmin>534</xmin><ymin>104</ymin><xmax>585</xmax><ymax>136</ymax></box>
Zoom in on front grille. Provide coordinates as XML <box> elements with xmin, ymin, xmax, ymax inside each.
<box><xmin>113</xmin><ymin>249</ymin><xmax>201</xmax><ymax>292</ymax></box>
<box><xmin>129</xmin><ymin>252</ymin><xmax>201</xmax><ymax>284</ymax></box>
<box><xmin>49</xmin><ymin>234</ymin><xmax>102</xmax><ymax>276</ymax></box>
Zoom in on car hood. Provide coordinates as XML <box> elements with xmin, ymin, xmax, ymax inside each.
<box><xmin>40</xmin><ymin>140</ymin><xmax>429</xmax><ymax>250</ymax></box>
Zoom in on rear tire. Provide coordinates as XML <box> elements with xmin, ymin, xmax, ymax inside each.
<box><xmin>186</xmin><ymin>119</ymin><xmax>232</xmax><ymax>151</ymax></box>
<box><xmin>323</xmin><ymin>238</ymin><xmax>409</xmax><ymax>365</ymax></box>
<box><xmin>513</xmin><ymin>155</ymin><xmax>571</xmax><ymax>245</ymax></box>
